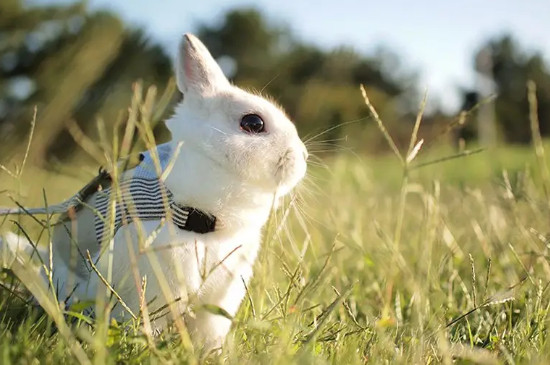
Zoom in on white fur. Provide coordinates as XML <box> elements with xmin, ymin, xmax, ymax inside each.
<box><xmin>1</xmin><ymin>34</ymin><xmax>307</xmax><ymax>352</ymax></box>
<box><xmin>1</xmin><ymin>232</ymin><xmax>33</xmax><ymax>266</ymax></box>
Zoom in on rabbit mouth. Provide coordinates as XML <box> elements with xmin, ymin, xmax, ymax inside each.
<box><xmin>274</xmin><ymin>148</ymin><xmax>306</xmax><ymax>193</ymax></box>
<box><xmin>275</xmin><ymin>150</ymin><xmax>293</xmax><ymax>179</ymax></box>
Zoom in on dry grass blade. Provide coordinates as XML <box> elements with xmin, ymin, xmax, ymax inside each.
<box><xmin>65</xmin><ymin>119</ymin><xmax>106</xmax><ymax>165</ymax></box>
<box><xmin>119</xmin><ymin>82</ymin><xmax>142</xmax><ymax>159</ymax></box>
<box><xmin>41</xmin><ymin>190</ymin><xmax>55</xmax><ymax>295</ymax></box>
<box><xmin>508</xmin><ymin>243</ymin><xmax>535</xmax><ymax>285</ymax></box>
<box><xmin>17</xmin><ymin>106</ymin><xmax>37</xmax><ymax>178</ymax></box>
<box><xmin>85</xmin><ymin>250</ymin><xmax>137</xmax><ymax>320</ymax></box>
<box><xmin>207</xmin><ymin>244</ymin><xmax>242</xmax><ymax>277</ymax></box>
<box><xmin>446</xmin><ymin>278</ymin><xmax>525</xmax><ymax>329</ymax></box>
<box><xmin>360</xmin><ymin>84</ymin><xmax>404</xmax><ymax>165</ymax></box>
<box><xmin>160</xmin><ymin>141</ymin><xmax>183</xmax><ymax>182</ymax></box>
<box><xmin>0</xmin><ymin>162</ymin><xmax>16</xmax><ymax>178</ymax></box>
<box><xmin>303</xmin><ymin>283</ymin><xmax>354</xmax><ymax>344</ymax></box>
<box><xmin>404</xmin><ymin>91</ymin><xmax>427</xmax><ymax>164</ymax></box>
<box><xmin>423</xmin><ymin>94</ymin><xmax>496</xmax><ymax>149</ymax></box>
<box><xmin>10</xmin><ymin>258</ymin><xmax>91</xmax><ymax>365</ymax></box>
<box><xmin>241</xmin><ymin>276</ymin><xmax>256</xmax><ymax>319</ymax></box>
<box><xmin>407</xmin><ymin>90</ymin><xmax>427</xmax><ymax>157</ymax></box>
<box><xmin>411</xmin><ymin>148</ymin><xmax>485</xmax><ymax>169</ymax></box>
<box><xmin>0</xmin><ymin>107</ymin><xmax>38</xmax><ymax>179</ymax></box>
<box><xmin>406</xmin><ymin>139</ymin><xmax>424</xmax><ymax>164</ymax></box>
<box><xmin>527</xmin><ymin>80</ymin><xmax>550</xmax><ymax>201</ymax></box>
<box><xmin>0</xmin><ymin>281</ymin><xmax>32</xmax><ymax>304</ymax></box>
<box><xmin>11</xmin><ymin>221</ymin><xmax>46</xmax><ymax>267</ymax></box>
<box><xmin>152</xmin><ymin>78</ymin><xmax>177</xmax><ymax>122</ymax></box>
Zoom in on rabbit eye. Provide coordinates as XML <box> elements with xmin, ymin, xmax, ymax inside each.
<box><xmin>240</xmin><ymin>114</ymin><xmax>265</xmax><ymax>134</ymax></box>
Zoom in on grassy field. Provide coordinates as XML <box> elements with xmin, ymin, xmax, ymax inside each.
<box><xmin>2</xmin><ymin>100</ymin><xmax>550</xmax><ymax>364</ymax></box>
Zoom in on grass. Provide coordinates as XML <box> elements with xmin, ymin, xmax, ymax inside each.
<box><xmin>1</xmin><ymin>85</ymin><xmax>550</xmax><ymax>364</ymax></box>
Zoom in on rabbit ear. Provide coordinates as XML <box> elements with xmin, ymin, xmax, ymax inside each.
<box><xmin>176</xmin><ymin>33</ymin><xmax>229</xmax><ymax>95</ymax></box>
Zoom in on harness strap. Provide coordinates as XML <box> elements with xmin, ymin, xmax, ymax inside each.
<box><xmin>94</xmin><ymin>144</ymin><xmax>216</xmax><ymax>242</ymax></box>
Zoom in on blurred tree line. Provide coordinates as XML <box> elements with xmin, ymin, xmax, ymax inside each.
<box><xmin>459</xmin><ymin>36</ymin><xmax>550</xmax><ymax>144</ymax></box>
<box><xmin>197</xmin><ymin>9</ymin><xmax>422</xmax><ymax>153</ymax></box>
<box><xmin>1</xmin><ymin>1</ymin><xmax>550</xmax><ymax>167</ymax></box>
<box><xmin>0</xmin><ymin>0</ymin><xmax>173</xmax><ymax>165</ymax></box>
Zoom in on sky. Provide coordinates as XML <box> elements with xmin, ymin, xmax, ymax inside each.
<box><xmin>35</xmin><ymin>0</ymin><xmax>550</xmax><ymax>112</ymax></box>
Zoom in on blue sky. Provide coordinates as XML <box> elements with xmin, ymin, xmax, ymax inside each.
<box><xmin>35</xmin><ymin>0</ymin><xmax>550</xmax><ymax>112</ymax></box>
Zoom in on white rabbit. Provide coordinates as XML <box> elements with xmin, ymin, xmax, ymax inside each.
<box><xmin>0</xmin><ymin>33</ymin><xmax>307</xmax><ymax>351</ymax></box>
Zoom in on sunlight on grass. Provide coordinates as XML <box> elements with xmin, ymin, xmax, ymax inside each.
<box><xmin>1</xmin><ymin>83</ymin><xmax>550</xmax><ymax>364</ymax></box>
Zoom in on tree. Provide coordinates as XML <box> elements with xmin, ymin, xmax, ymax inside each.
<box><xmin>470</xmin><ymin>35</ymin><xmax>550</xmax><ymax>143</ymax></box>
<box><xmin>197</xmin><ymin>8</ymin><xmax>418</xmax><ymax>151</ymax></box>
<box><xmin>0</xmin><ymin>0</ymin><xmax>172</xmax><ymax>165</ymax></box>
<box><xmin>198</xmin><ymin>8</ymin><xmax>290</xmax><ymax>82</ymax></box>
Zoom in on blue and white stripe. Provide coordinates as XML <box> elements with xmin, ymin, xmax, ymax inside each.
<box><xmin>93</xmin><ymin>143</ymin><xmax>191</xmax><ymax>242</ymax></box>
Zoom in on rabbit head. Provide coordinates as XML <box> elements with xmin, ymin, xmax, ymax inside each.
<box><xmin>166</xmin><ymin>34</ymin><xmax>307</xmax><ymax>203</ymax></box>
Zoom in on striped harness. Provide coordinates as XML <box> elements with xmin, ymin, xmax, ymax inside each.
<box><xmin>93</xmin><ymin>143</ymin><xmax>216</xmax><ymax>243</ymax></box>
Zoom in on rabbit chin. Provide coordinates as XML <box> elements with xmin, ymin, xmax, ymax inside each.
<box><xmin>274</xmin><ymin>153</ymin><xmax>307</xmax><ymax>198</ymax></box>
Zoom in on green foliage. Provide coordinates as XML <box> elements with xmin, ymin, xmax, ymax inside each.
<box><xmin>0</xmin><ymin>84</ymin><xmax>550</xmax><ymax>363</ymax></box>
<box><xmin>198</xmin><ymin>8</ymin><xmax>288</xmax><ymax>80</ymax></box>
<box><xmin>461</xmin><ymin>35</ymin><xmax>550</xmax><ymax>143</ymax></box>
<box><xmin>4</xmin><ymin>135</ymin><xmax>550</xmax><ymax>363</ymax></box>
<box><xmin>3</xmin><ymin>2</ymin><xmax>550</xmax><ymax>363</ymax></box>
<box><xmin>2</xmin><ymin>3</ymin><xmax>550</xmax><ymax>170</ymax></box>
<box><xmin>198</xmin><ymin>8</ymin><xmax>418</xmax><ymax>149</ymax></box>
<box><xmin>5</xmin><ymin>79</ymin><xmax>550</xmax><ymax>365</ymax></box>
<box><xmin>488</xmin><ymin>37</ymin><xmax>550</xmax><ymax>143</ymax></box>
<box><xmin>0</xmin><ymin>0</ymin><xmax>172</xmax><ymax>165</ymax></box>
